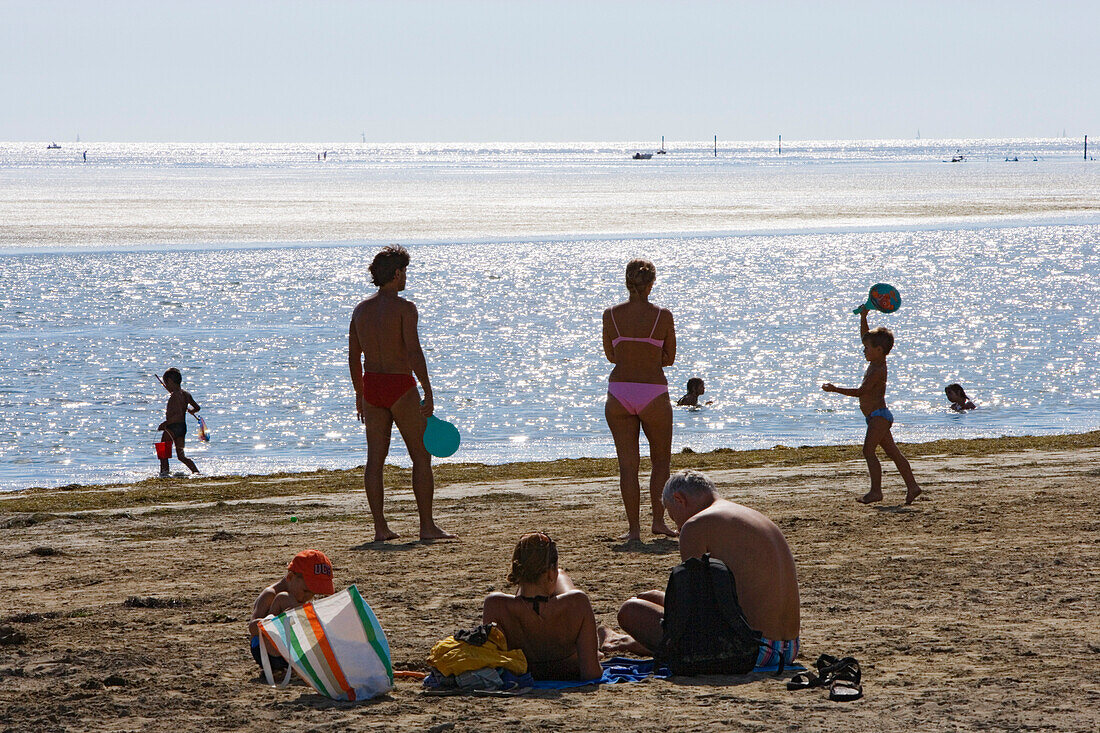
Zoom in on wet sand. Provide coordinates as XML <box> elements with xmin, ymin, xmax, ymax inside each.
<box><xmin>2</xmin><ymin>433</ymin><xmax>1099</xmax><ymax>731</ymax></box>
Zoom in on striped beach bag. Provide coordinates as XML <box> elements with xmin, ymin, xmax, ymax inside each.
<box><xmin>257</xmin><ymin>584</ymin><xmax>393</xmax><ymax>701</ymax></box>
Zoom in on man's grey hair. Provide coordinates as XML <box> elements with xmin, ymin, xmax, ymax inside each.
<box><xmin>662</xmin><ymin>469</ymin><xmax>717</xmax><ymax>505</ymax></box>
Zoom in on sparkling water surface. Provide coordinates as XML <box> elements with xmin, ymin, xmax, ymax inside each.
<box><xmin>1</xmin><ymin>140</ymin><xmax>1098</xmax><ymax>490</ymax></box>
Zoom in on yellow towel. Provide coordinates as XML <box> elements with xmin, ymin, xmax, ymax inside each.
<box><xmin>428</xmin><ymin>625</ymin><xmax>528</xmax><ymax>676</ymax></box>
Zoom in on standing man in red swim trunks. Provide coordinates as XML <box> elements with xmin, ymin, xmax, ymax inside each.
<box><xmin>349</xmin><ymin>245</ymin><xmax>455</xmax><ymax>542</ymax></box>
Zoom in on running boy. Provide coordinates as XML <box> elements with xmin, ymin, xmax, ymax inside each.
<box><xmin>156</xmin><ymin>367</ymin><xmax>200</xmax><ymax>477</ymax></box>
<box><xmin>249</xmin><ymin>550</ymin><xmax>336</xmax><ymax>673</ymax></box>
<box><xmin>822</xmin><ymin>307</ymin><xmax>922</xmax><ymax>505</ymax></box>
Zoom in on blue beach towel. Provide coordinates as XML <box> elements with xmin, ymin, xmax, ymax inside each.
<box><xmin>530</xmin><ymin>657</ymin><xmax>669</xmax><ymax>690</ymax></box>
<box><xmin>529</xmin><ymin>656</ymin><xmax>805</xmax><ymax>690</ymax></box>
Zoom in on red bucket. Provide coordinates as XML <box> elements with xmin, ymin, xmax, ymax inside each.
<box><xmin>155</xmin><ymin>441</ymin><xmax>172</xmax><ymax>459</ymax></box>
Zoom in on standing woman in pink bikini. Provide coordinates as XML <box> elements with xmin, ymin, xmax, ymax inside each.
<box><xmin>603</xmin><ymin>259</ymin><xmax>678</xmax><ymax>540</ymax></box>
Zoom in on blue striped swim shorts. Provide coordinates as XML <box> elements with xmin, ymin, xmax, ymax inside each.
<box><xmin>755</xmin><ymin>637</ymin><xmax>800</xmax><ymax>670</ymax></box>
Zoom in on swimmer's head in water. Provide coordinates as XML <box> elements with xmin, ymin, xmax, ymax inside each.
<box><xmin>686</xmin><ymin>377</ymin><xmax>705</xmax><ymax>395</ymax></box>
<box><xmin>369</xmin><ymin>245</ymin><xmax>410</xmax><ymax>287</ymax></box>
<box><xmin>507</xmin><ymin>532</ymin><xmax>558</xmax><ymax>585</ymax></box>
<box><xmin>945</xmin><ymin>383</ymin><xmax>969</xmax><ymax>402</ymax></box>
<box><xmin>862</xmin><ymin>326</ymin><xmax>894</xmax><ymax>356</ymax></box>
<box><xmin>624</xmin><ymin>259</ymin><xmax>656</xmax><ymax>295</ymax></box>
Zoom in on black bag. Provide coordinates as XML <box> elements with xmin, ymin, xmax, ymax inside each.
<box><xmin>657</xmin><ymin>553</ymin><xmax>765</xmax><ymax>675</ymax></box>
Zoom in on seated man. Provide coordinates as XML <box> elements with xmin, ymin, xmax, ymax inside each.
<box><xmin>482</xmin><ymin>532</ymin><xmax>603</xmax><ymax>681</ymax></box>
<box><xmin>603</xmin><ymin>470</ymin><xmax>801</xmax><ymax>668</ymax></box>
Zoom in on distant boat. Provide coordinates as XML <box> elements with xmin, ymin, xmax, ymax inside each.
<box><xmin>656</xmin><ymin>135</ymin><xmax>667</xmax><ymax>154</ymax></box>
<box><xmin>46</xmin><ymin>142</ymin><xmax>61</xmax><ymax>150</ymax></box>
<box><xmin>632</xmin><ymin>152</ymin><xmax>653</xmax><ymax>160</ymax></box>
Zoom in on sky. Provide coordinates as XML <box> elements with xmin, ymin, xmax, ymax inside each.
<box><xmin>1</xmin><ymin>0</ymin><xmax>1096</xmax><ymax>143</ymax></box>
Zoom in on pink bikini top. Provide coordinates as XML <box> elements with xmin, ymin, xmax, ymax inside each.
<box><xmin>610</xmin><ymin>308</ymin><xmax>665</xmax><ymax>349</ymax></box>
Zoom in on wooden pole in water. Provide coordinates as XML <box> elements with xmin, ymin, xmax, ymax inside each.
<box><xmin>714</xmin><ymin>135</ymin><xmax>717</xmax><ymax>157</ymax></box>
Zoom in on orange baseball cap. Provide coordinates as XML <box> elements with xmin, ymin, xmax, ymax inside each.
<box><xmin>287</xmin><ymin>549</ymin><xmax>335</xmax><ymax>595</ymax></box>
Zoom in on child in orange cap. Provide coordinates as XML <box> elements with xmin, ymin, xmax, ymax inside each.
<box><xmin>249</xmin><ymin>550</ymin><xmax>335</xmax><ymax>671</ymax></box>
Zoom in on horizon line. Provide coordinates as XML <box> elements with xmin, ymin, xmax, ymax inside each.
<box><xmin>0</xmin><ymin>134</ymin><xmax>1090</xmax><ymax>146</ymax></box>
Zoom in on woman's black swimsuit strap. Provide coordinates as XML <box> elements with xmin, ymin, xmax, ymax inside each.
<box><xmin>519</xmin><ymin>594</ymin><xmax>551</xmax><ymax>616</ymax></box>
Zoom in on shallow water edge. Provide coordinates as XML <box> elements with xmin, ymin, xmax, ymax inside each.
<box><xmin>3</xmin><ymin>429</ymin><xmax>1097</xmax><ymax>515</ymax></box>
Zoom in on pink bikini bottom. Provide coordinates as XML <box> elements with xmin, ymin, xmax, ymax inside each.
<box><xmin>608</xmin><ymin>382</ymin><xmax>669</xmax><ymax>416</ymax></box>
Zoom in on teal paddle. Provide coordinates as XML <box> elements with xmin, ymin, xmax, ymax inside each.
<box><xmin>423</xmin><ymin>403</ymin><xmax>461</xmax><ymax>458</ymax></box>
<box><xmin>853</xmin><ymin>283</ymin><xmax>901</xmax><ymax>314</ymax></box>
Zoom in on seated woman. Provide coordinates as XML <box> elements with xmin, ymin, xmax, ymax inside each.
<box><xmin>482</xmin><ymin>532</ymin><xmax>603</xmax><ymax>681</ymax></box>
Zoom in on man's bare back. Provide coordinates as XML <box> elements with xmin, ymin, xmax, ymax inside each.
<box><xmin>677</xmin><ymin>498</ymin><xmax>800</xmax><ymax>640</ymax></box>
<box><xmin>349</xmin><ymin>292</ymin><xmax>417</xmax><ymax>375</ymax></box>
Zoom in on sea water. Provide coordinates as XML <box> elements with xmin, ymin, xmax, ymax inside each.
<box><xmin>1</xmin><ymin>139</ymin><xmax>1098</xmax><ymax>490</ymax></box>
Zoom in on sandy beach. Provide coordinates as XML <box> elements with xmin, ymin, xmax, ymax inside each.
<box><xmin>1</xmin><ymin>432</ymin><xmax>1098</xmax><ymax>731</ymax></box>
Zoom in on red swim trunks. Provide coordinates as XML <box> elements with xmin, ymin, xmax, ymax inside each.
<box><xmin>362</xmin><ymin>372</ymin><xmax>417</xmax><ymax>409</ymax></box>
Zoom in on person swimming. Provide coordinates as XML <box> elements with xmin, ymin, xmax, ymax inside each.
<box><xmin>945</xmin><ymin>383</ymin><xmax>976</xmax><ymax>411</ymax></box>
<box><xmin>481</xmin><ymin>533</ymin><xmax>602</xmax><ymax>681</ymax></box>
<box><xmin>676</xmin><ymin>377</ymin><xmax>710</xmax><ymax>407</ymax></box>
<box><xmin>602</xmin><ymin>259</ymin><xmax>678</xmax><ymax>540</ymax></box>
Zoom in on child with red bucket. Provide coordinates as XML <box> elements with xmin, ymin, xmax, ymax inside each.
<box><xmin>155</xmin><ymin>367</ymin><xmax>201</xmax><ymax>478</ymax></box>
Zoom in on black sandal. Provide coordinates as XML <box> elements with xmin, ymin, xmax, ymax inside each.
<box><xmin>786</xmin><ymin>671</ymin><xmax>819</xmax><ymax>690</ymax></box>
<box><xmin>790</xmin><ymin>653</ymin><xmax>863</xmax><ymax>697</ymax></box>
<box><xmin>789</xmin><ymin>653</ymin><xmax>844</xmax><ymax>691</ymax></box>
<box><xmin>827</xmin><ymin>658</ymin><xmax>863</xmax><ymax>702</ymax></box>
